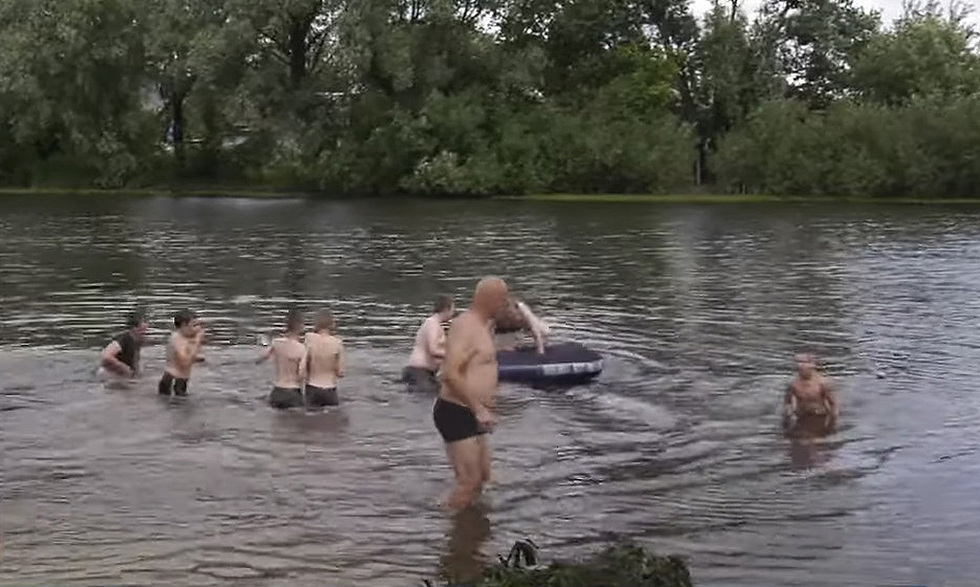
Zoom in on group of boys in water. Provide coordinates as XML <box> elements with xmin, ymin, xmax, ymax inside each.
<box><xmin>97</xmin><ymin>276</ymin><xmax>840</xmax><ymax>511</ymax></box>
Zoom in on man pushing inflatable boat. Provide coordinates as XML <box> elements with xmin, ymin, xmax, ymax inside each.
<box><xmin>403</xmin><ymin>294</ymin><xmax>603</xmax><ymax>391</ymax></box>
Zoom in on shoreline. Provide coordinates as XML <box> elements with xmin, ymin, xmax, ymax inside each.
<box><xmin>2</xmin><ymin>188</ymin><xmax>980</xmax><ymax>205</ymax></box>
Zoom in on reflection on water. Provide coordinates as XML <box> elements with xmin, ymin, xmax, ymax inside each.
<box><xmin>2</xmin><ymin>196</ymin><xmax>980</xmax><ymax>586</ymax></box>
<box><xmin>783</xmin><ymin>416</ymin><xmax>839</xmax><ymax>471</ymax></box>
<box><xmin>440</xmin><ymin>501</ymin><xmax>493</xmax><ymax>585</ymax></box>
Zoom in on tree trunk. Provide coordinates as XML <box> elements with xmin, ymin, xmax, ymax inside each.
<box><xmin>172</xmin><ymin>93</ymin><xmax>186</xmax><ymax>170</ymax></box>
<box><xmin>288</xmin><ymin>18</ymin><xmax>310</xmax><ymax>88</ymax></box>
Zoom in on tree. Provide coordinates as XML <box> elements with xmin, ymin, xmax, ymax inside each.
<box><xmin>0</xmin><ymin>0</ymin><xmax>153</xmax><ymax>186</ymax></box>
<box><xmin>754</xmin><ymin>0</ymin><xmax>881</xmax><ymax>108</ymax></box>
<box><xmin>146</xmin><ymin>0</ymin><xmax>245</xmax><ymax>172</ymax></box>
<box><xmin>851</xmin><ymin>1</ymin><xmax>980</xmax><ymax>105</ymax></box>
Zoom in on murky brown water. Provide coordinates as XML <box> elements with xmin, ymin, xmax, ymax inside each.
<box><xmin>2</xmin><ymin>195</ymin><xmax>979</xmax><ymax>586</ymax></box>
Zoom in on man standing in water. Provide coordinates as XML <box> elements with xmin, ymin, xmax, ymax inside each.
<box><xmin>783</xmin><ymin>353</ymin><xmax>840</xmax><ymax>423</ymax></box>
<box><xmin>434</xmin><ymin>277</ymin><xmax>508</xmax><ymax>510</ymax></box>
<box><xmin>304</xmin><ymin>309</ymin><xmax>345</xmax><ymax>408</ymax></box>
<box><xmin>99</xmin><ymin>310</ymin><xmax>149</xmax><ymax>379</ymax></box>
<box><xmin>159</xmin><ymin>310</ymin><xmax>205</xmax><ymax>396</ymax></box>
<box><xmin>403</xmin><ymin>294</ymin><xmax>455</xmax><ymax>393</ymax></box>
<box><xmin>257</xmin><ymin>309</ymin><xmax>307</xmax><ymax>409</ymax></box>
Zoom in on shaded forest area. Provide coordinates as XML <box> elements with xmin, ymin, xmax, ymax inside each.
<box><xmin>1</xmin><ymin>0</ymin><xmax>978</xmax><ymax>197</ymax></box>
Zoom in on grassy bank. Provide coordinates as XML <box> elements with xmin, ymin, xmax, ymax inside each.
<box><xmin>3</xmin><ymin>188</ymin><xmax>980</xmax><ymax>205</ymax></box>
<box><xmin>500</xmin><ymin>193</ymin><xmax>980</xmax><ymax>205</ymax></box>
<box><xmin>0</xmin><ymin>187</ymin><xmax>308</xmax><ymax>199</ymax></box>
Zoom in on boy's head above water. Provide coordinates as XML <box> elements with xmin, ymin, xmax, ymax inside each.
<box><xmin>174</xmin><ymin>309</ymin><xmax>199</xmax><ymax>337</ymax></box>
<box><xmin>314</xmin><ymin>309</ymin><xmax>335</xmax><ymax>333</ymax></box>
<box><xmin>126</xmin><ymin>309</ymin><xmax>149</xmax><ymax>339</ymax></box>
<box><xmin>433</xmin><ymin>294</ymin><xmax>455</xmax><ymax>321</ymax></box>
<box><xmin>795</xmin><ymin>352</ymin><xmax>817</xmax><ymax>377</ymax></box>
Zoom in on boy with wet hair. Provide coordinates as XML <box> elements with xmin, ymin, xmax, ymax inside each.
<box><xmin>304</xmin><ymin>308</ymin><xmax>346</xmax><ymax>408</ymax></box>
<box><xmin>160</xmin><ymin>309</ymin><xmax>205</xmax><ymax>396</ymax></box>
<box><xmin>258</xmin><ymin>308</ymin><xmax>307</xmax><ymax>409</ymax></box>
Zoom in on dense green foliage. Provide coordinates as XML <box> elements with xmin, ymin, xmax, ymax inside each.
<box><xmin>0</xmin><ymin>0</ymin><xmax>977</xmax><ymax>196</ymax></box>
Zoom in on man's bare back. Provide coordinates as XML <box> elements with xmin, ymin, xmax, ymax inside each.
<box><xmin>306</xmin><ymin>331</ymin><xmax>344</xmax><ymax>389</ymax></box>
<box><xmin>409</xmin><ymin>315</ymin><xmax>447</xmax><ymax>372</ymax></box>
<box><xmin>271</xmin><ymin>336</ymin><xmax>306</xmax><ymax>389</ymax></box>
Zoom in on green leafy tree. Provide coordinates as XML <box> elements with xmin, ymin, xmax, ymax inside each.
<box><xmin>852</xmin><ymin>1</ymin><xmax>980</xmax><ymax>105</ymax></box>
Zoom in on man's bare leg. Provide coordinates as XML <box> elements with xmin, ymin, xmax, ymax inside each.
<box><xmin>443</xmin><ymin>437</ymin><xmax>484</xmax><ymax>511</ymax></box>
<box><xmin>478</xmin><ymin>435</ymin><xmax>493</xmax><ymax>487</ymax></box>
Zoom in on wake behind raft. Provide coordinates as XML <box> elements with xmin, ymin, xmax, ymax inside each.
<box><xmin>497</xmin><ymin>342</ymin><xmax>603</xmax><ymax>385</ymax></box>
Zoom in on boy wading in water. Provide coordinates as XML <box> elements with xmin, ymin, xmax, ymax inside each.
<box><xmin>784</xmin><ymin>353</ymin><xmax>840</xmax><ymax>425</ymax></box>
<box><xmin>99</xmin><ymin>310</ymin><xmax>149</xmax><ymax>380</ymax></box>
<box><xmin>160</xmin><ymin>310</ymin><xmax>205</xmax><ymax>396</ymax></box>
<box><xmin>304</xmin><ymin>309</ymin><xmax>345</xmax><ymax>408</ymax></box>
<box><xmin>258</xmin><ymin>309</ymin><xmax>307</xmax><ymax>409</ymax></box>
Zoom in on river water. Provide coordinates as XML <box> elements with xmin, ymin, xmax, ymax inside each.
<box><xmin>1</xmin><ymin>195</ymin><xmax>978</xmax><ymax>587</ymax></box>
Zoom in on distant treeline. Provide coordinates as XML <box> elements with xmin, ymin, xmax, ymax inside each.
<box><xmin>0</xmin><ymin>0</ymin><xmax>978</xmax><ymax>197</ymax></box>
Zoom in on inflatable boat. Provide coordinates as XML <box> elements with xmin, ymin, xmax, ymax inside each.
<box><xmin>497</xmin><ymin>342</ymin><xmax>603</xmax><ymax>385</ymax></box>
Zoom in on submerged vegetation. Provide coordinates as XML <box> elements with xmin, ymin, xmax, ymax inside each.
<box><xmin>430</xmin><ymin>540</ymin><xmax>694</xmax><ymax>587</ymax></box>
<box><xmin>0</xmin><ymin>0</ymin><xmax>978</xmax><ymax>198</ymax></box>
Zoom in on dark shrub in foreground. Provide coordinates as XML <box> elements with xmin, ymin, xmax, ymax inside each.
<box><xmin>431</xmin><ymin>541</ymin><xmax>694</xmax><ymax>587</ymax></box>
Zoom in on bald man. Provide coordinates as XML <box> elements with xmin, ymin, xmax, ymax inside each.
<box><xmin>434</xmin><ymin>277</ymin><xmax>509</xmax><ymax>510</ymax></box>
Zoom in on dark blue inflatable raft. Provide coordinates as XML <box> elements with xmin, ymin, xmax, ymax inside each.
<box><xmin>497</xmin><ymin>342</ymin><xmax>603</xmax><ymax>384</ymax></box>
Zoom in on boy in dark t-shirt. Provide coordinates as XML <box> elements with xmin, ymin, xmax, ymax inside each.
<box><xmin>99</xmin><ymin>311</ymin><xmax>149</xmax><ymax>378</ymax></box>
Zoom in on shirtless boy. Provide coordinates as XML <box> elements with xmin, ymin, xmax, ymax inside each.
<box><xmin>304</xmin><ymin>309</ymin><xmax>345</xmax><ymax>408</ymax></box>
<box><xmin>99</xmin><ymin>310</ymin><xmax>149</xmax><ymax>379</ymax></box>
<box><xmin>435</xmin><ymin>277</ymin><xmax>509</xmax><ymax>510</ymax></box>
<box><xmin>159</xmin><ymin>310</ymin><xmax>204</xmax><ymax>396</ymax></box>
<box><xmin>784</xmin><ymin>353</ymin><xmax>839</xmax><ymax>422</ymax></box>
<box><xmin>404</xmin><ymin>294</ymin><xmax>455</xmax><ymax>393</ymax></box>
<box><xmin>258</xmin><ymin>309</ymin><xmax>307</xmax><ymax>410</ymax></box>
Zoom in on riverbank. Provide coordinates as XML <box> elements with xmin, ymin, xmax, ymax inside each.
<box><xmin>3</xmin><ymin>187</ymin><xmax>980</xmax><ymax>205</ymax></box>
<box><xmin>498</xmin><ymin>193</ymin><xmax>980</xmax><ymax>205</ymax></box>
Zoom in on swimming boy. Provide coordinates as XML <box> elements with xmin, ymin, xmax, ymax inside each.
<box><xmin>404</xmin><ymin>294</ymin><xmax>455</xmax><ymax>393</ymax></box>
<box><xmin>304</xmin><ymin>309</ymin><xmax>345</xmax><ymax>408</ymax></box>
<box><xmin>784</xmin><ymin>353</ymin><xmax>840</xmax><ymax>422</ymax></box>
<box><xmin>493</xmin><ymin>296</ymin><xmax>549</xmax><ymax>354</ymax></box>
<box><xmin>159</xmin><ymin>310</ymin><xmax>204</xmax><ymax>396</ymax></box>
<box><xmin>258</xmin><ymin>309</ymin><xmax>307</xmax><ymax>409</ymax></box>
<box><xmin>99</xmin><ymin>310</ymin><xmax>149</xmax><ymax>379</ymax></box>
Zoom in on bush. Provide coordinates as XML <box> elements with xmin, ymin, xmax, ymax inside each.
<box><xmin>429</xmin><ymin>540</ymin><xmax>694</xmax><ymax>587</ymax></box>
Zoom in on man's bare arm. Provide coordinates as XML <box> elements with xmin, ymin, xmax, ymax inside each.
<box><xmin>441</xmin><ymin>320</ymin><xmax>481</xmax><ymax>410</ymax></box>
<box><xmin>425</xmin><ymin>320</ymin><xmax>446</xmax><ymax>360</ymax></box>
<box><xmin>783</xmin><ymin>384</ymin><xmax>796</xmax><ymax>416</ymax></box>
<box><xmin>298</xmin><ymin>347</ymin><xmax>308</xmax><ymax>381</ymax></box>
<box><xmin>256</xmin><ymin>346</ymin><xmax>274</xmax><ymax>365</ymax></box>
<box><xmin>336</xmin><ymin>341</ymin><xmax>346</xmax><ymax>378</ymax></box>
<box><xmin>822</xmin><ymin>379</ymin><xmax>839</xmax><ymax>418</ymax></box>
<box><xmin>517</xmin><ymin>302</ymin><xmax>548</xmax><ymax>354</ymax></box>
